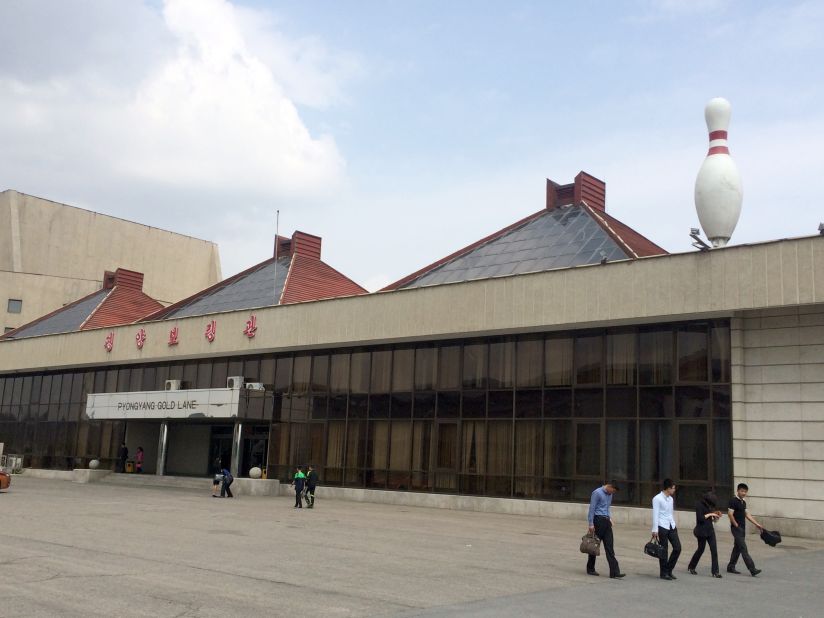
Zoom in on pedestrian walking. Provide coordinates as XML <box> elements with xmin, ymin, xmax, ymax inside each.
<box><xmin>220</xmin><ymin>466</ymin><xmax>234</xmax><ymax>498</ymax></box>
<box><xmin>687</xmin><ymin>491</ymin><xmax>723</xmax><ymax>578</ymax></box>
<box><xmin>211</xmin><ymin>456</ymin><xmax>222</xmax><ymax>497</ymax></box>
<box><xmin>135</xmin><ymin>446</ymin><xmax>144</xmax><ymax>473</ymax></box>
<box><xmin>652</xmin><ymin>478</ymin><xmax>681</xmax><ymax>581</ymax></box>
<box><xmin>585</xmin><ymin>480</ymin><xmax>625</xmax><ymax>578</ymax></box>
<box><xmin>727</xmin><ymin>483</ymin><xmax>764</xmax><ymax>576</ymax></box>
<box><xmin>291</xmin><ymin>466</ymin><xmax>306</xmax><ymax>508</ymax></box>
<box><xmin>117</xmin><ymin>441</ymin><xmax>128</xmax><ymax>473</ymax></box>
<box><xmin>305</xmin><ymin>465</ymin><xmax>318</xmax><ymax>508</ymax></box>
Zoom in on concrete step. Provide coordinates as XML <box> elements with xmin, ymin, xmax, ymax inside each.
<box><xmin>99</xmin><ymin>473</ymin><xmax>208</xmax><ymax>492</ymax></box>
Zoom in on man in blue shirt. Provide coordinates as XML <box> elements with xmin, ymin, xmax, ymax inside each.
<box><xmin>586</xmin><ymin>480</ymin><xmax>624</xmax><ymax>578</ymax></box>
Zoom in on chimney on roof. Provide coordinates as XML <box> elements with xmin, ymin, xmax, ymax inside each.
<box><xmin>103</xmin><ymin>270</ymin><xmax>116</xmax><ymax>290</ymax></box>
<box><xmin>273</xmin><ymin>231</ymin><xmax>322</xmax><ymax>260</ymax></box>
<box><xmin>546</xmin><ymin>171</ymin><xmax>606</xmax><ymax>212</ymax></box>
<box><xmin>112</xmin><ymin>268</ymin><xmax>144</xmax><ymax>290</ymax></box>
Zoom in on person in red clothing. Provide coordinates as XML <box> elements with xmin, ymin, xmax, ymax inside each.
<box><xmin>135</xmin><ymin>446</ymin><xmax>144</xmax><ymax>473</ymax></box>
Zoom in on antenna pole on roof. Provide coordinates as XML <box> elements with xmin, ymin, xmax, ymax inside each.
<box><xmin>273</xmin><ymin>209</ymin><xmax>280</xmax><ymax>306</ymax></box>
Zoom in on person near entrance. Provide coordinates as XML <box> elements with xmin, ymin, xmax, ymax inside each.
<box><xmin>305</xmin><ymin>465</ymin><xmax>318</xmax><ymax>508</ymax></box>
<box><xmin>687</xmin><ymin>491</ymin><xmax>723</xmax><ymax>578</ymax></box>
<box><xmin>211</xmin><ymin>456</ymin><xmax>223</xmax><ymax>497</ymax></box>
<box><xmin>220</xmin><ymin>466</ymin><xmax>234</xmax><ymax>498</ymax></box>
<box><xmin>135</xmin><ymin>446</ymin><xmax>144</xmax><ymax>474</ymax></box>
<box><xmin>117</xmin><ymin>442</ymin><xmax>128</xmax><ymax>473</ymax></box>
<box><xmin>727</xmin><ymin>483</ymin><xmax>764</xmax><ymax>576</ymax></box>
<box><xmin>291</xmin><ymin>466</ymin><xmax>306</xmax><ymax>508</ymax></box>
<box><xmin>585</xmin><ymin>480</ymin><xmax>624</xmax><ymax>578</ymax></box>
<box><xmin>652</xmin><ymin>478</ymin><xmax>681</xmax><ymax>581</ymax></box>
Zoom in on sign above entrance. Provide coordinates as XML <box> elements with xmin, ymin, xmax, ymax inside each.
<box><xmin>86</xmin><ymin>387</ymin><xmax>240</xmax><ymax>420</ymax></box>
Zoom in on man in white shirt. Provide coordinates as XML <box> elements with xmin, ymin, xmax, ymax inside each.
<box><xmin>651</xmin><ymin>478</ymin><xmax>681</xmax><ymax>581</ymax></box>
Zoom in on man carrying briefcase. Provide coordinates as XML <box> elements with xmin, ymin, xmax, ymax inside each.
<box><xmin>585</xmin><ymin>480</ymin><xmax>625</xmax><ymax>579</ymax></box>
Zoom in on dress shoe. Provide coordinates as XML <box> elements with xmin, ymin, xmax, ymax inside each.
<box><xmin>751</xmin><ymin>569</ymin><xmax>762</xmax><ymax>577</ymax></box>
<box><xmin>586</xmin><ymin>570</ymin><xmax>599</xmax><ymax>576</ymax></box>
<box><xmin>610</xmin><ymin>573</ymin><xmax>626</xmax><ymax>579</ymax></box>
<box><xmin>668</xmin><ymin>573</ymin><xmax>677</xmax><ymax>580</ymax></box>
<box><xmin>727</xmin><ymin>567</ymin><xmax>741</xmax><ymax>574</ymax></box>
<box><xmin>660</xmin><ymin>574</ymin><xmax>673</xmax><ymax>581</ymax></box>
<box><xmin>688</xmin><ymin>568</ymin><xmax>697</xmax><ymax>575</ymax></box>
<box><xmin>712</xmin><ymin>573</ymin><xmax>723</xmax><ymax>578</ymax></box>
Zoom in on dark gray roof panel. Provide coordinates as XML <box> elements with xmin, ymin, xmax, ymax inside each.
<box><xmin>164</xmin><ymin>257</ymin><xmax>291</xmax><ymax>319</ymax></box>
<box><xmin>8</xmin><ymin>289</ymin><xmax>109</xmax><ymax>339</ymax></box>
<box><xmin>400</xmin><ymin>206</ymin><xmax>628</xmax><ymax>289</ymax></box>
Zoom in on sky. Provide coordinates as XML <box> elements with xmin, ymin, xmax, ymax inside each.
<box><xmin>1</xmin><ymin>0</ymin><xmax>823</xmax><ymax>292</ymax></box>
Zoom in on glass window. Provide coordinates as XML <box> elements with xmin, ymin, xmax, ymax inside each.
<box><xmin>545</xmin><ymin>337</ymin><xmax>573</xmax><ymax>386</ymax></box>
<box><xmin>678</xmin><ymin>325</ymin><xmax>709</xmax><ymax>382</ymax></box>
<box><xmin>461</xmin><ymin>421</ymin><xmax>486</xmax><ymax>474</ymax></box>
<box><xmin>350</xmin><ymin>352</ymin><xmax>370</xmax><ymax>394</ymax></box>
<box><xmin>711</xmin><ymin>324</ymin><xmax>731</xmax><ymax>383</ymax></box>
<box><xmin>461</xmin><ymin>390</ymin><xmax>485</xmax><ymax>418</ymax></box>
<box><xmin>392</xmin><ymin>348</ymin><xmax>414</xmax><ymax>392</ymax></box>
<box><xmin>182</xmin><ymin>363</ymin><xmax>196</xmax><ymax>388</ymax></box>
<box><xmin>543</xmin><ymin>420</ymin><xmax>572</xmax><ymax>477</ymax></box>
<box><xmin>713</xmin><ymin>419</ymin><xmax>732</xmax><ymax>487</ymax></box>
<box><xmin>516</xmin><ymin>337</ymin><xmax>543</xmax><ymax>388</ymax></box>
<box><xmin>487</xmin><ymin>421</ymin><xmax>513</xmax><ymax>477</ymax></box>
<box><xmin>414</xmin><ymin>347</ymin><xmax>436</xmax><ymax>391</ymax></box>
<box><xmin>515</xmin><ymin>389</ymin><xmax>541</xmax><ymax>419</ymax></box>
<box><xmin>679</xmin><ymin>423</ymin><xmax>709</xmax><ymax>481</ymax></box>
<box><xmin>639</xmin><ymin>329</ymin><xmax>673</xmax><ymax>385</ymax></box>
<box><xmin>544</xmin><ymin>389</ymin><xmax>571</xmax><ymax>418</ymax></box>
<box><xmin>487</xmin><ymin>390</ymin><xmax>513</xmax><ymax>418</ymax></box>
<box><xmin>389</xmin><ymin>421</ymin><xmax>412</xmax><ymax>471</ymax></box>
<box><xmin>391</xmin><ymin>393</ymin><xmax>412</xmax><ymax>418</ymax></box>
<box><xmin>575</xmin><ymin>422</ymin><xmax>601</xmax><ymax>477</ymax></box>
<box><xmin>7</xmin><ymin>299</ymin><xmax>22</xmax><ymax>313</ymax></box>
<box><xmin>488</xmin><ymin>341</ymin><xmax>514</xmax><ymax>389</ymax></box>
<box><xmin>212</xmin><ymin>361</ymin><xmax>228</xmax><ymax>389</ymax></box>
<box><xmin>606</xmin><ymin>420</ymin><xmax>636</xmax><ymax>481</ymax></box>
<box><xmin>195</xmin><ymin>361</ymin><xmax>211</xmax><ymax>389</ymax></box>
<box><xmin>437</xmin><ymin>392</ymin><xmax>460</xmax><ymax>418</ymax></box>
<box><xmin>369</xmin><ymin>393</ymin><xmax>390</xmax><ymax>418</ymax></box>
<box><xmin>639</xmin><ymin>387</ymin><xmax>674</xmax><ymax>418</ymax></box>
<box><xmin>676</xmin><ymin>386</ymin><xmax>711</xmax><ymax>418</ymax></box>
<box><xmin>243</xmin><ymin>357</ymin><xmax>260</xmax><ymax>382</ymax></box>
<box><xmin>607</xmin><ymin>332</ymin><xmax>636</xmax><ymax>385</ymax></box>
<box><xmin>275</xmin><ymin>357</ymin><xmax>293</xmax><ymax>393</ymax></box>
<box><xmin>575</xmin><ymin>335</ymin><xmax>603</xmax><ymax>385</ymax></box>
<box><xmin>606</xmin><ymin>387</ymin><xmax>636</xmax><ymax>418</ymax></box>
<box><xmin>413</xmin><ymin>392</ymin><xmax>435</xmax><ymax>418</ymax></box>
<box><xmin>712</xmin><ymin>386</ymin><xmax>730</xmax><ymax>418</ymax></box>
<box><xmin>329</xmin><ymin>354</ymin><xmax>348</xmax><ymax>394</ymax></box>
<box><xmin>258</xmin><ymin>358</ymin><xmax>274</xmax><ymax>386</ymax></box>
<box><xmin>639</xmin><ymin>421</ymin><xmax>672</xmax><ymax>482</ymax></box>
<box><xmin>462</xmin><ymin>343</ymin><xmax>487</xmax><ymax>389</ymax></box>
<box><xmin>367</xmin><ymin>420</ymin><xmax>389</xmax><ymax>470</ymax></box>
<box><xmin>574</xmin><ymin>388</ymin><xmax>602</xmax><ymax>418</ymax></box>
<box><xmin>514</xmin><ymin>420</ymin><xmax>541</xmax><ymax>477</ymax></box>
<box><xmin>311</xmin><ymin>355</ymin><xmax>329</xmax><ymax>392</ymax></box>
<box><xmin>141</xmin><ymin>366</ymin><xmax>157</xmax><ymax>391</ymax></box>
<box><xmin>292</xmin><ymin>355</ymin><xmax>311</xmax><ymax>394</ymax></box>
<box><xmin>438</xmin><ymin>346</ymin><xmax>461</xmax><ymax>390</ymax></box>
<box><xmin>371</xmin><ymin>350</ymin><xmax>392</xmax><ymax>394</ymax></box>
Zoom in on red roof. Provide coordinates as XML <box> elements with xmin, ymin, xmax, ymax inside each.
<box><xmin>81</xmin><ymin>285</ymin><xmax>164</xmax><ymax>330</ymax></box>
<box><xmin>280</xmin><ymin>253</ymin><xmax>367</xmax><ymax>305</ymax></box>
<box><xmin>583</xmin><ymin>203</ymin><xmax>667</xmax><ymax>258</ymax></box>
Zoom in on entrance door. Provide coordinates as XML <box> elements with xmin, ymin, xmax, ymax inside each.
<box><xmin>434</xmin><ymin>421</ymin><xmax>458</xmax><ymax>491</ymax></box>
<box><xmin>241</xmin><ymin>425</ymin><xmax>269</xmax><ymax>477</ymax></box>
<box><xmin>209</xmin><ymin>425</ymin><xmax>233</xmax><ymax>474</ymax></box>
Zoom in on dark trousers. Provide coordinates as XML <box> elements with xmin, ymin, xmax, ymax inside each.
<box><xmin>587</xmin><ymin>515</ymin><xmax>620</xmax><ymax>576</ymax></box>
<box><xmin>728</xmin><ymin>527</ymin><xmax>756</xmax><ymax>573</ymax></box>
<box><xmin>306</xmin><ymin>485</ymin><xmax>316</xmax><ymax>507</ymax></box>
<box><xmin>688</xmin><ymin>531</ymin><xmax>719</xmax><ymax>574</ymax></box>
<box><xmin>658</xmin><ymin>526</ymin><xmax>681</xmax><ymax>576</ymax></box>
<box><xmin>221</xmin><ymin>478</ymin><xmax>233</xmax><ymax>498</ymax></box>
<box><xmin>295</xmin><ymin>487</ymin><xmax>304</xmax><ymax>507</ymax></box>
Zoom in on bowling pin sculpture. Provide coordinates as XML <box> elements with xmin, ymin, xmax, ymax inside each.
<box><xmin>694</xmin><ymin>97</ymin><xmax>742</xmax><ymax>248</ymax></box>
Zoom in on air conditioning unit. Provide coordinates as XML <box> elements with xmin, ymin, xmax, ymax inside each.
<box><xmin>227</xmin><ymin>376</ymin><xmax>245</xmax><ymax>389</ymax></box>
<box><xmin>245</xmin><ymin>382</ymin><xmax>265</xmax><ymax>391</ymax></box>
<box><xmin>165</xmin><ymin>380</ymin><xmax>182</xmax><ymax>391</ymax></box>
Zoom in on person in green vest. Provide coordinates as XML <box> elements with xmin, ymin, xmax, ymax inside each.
<box><xmin>291</xmin><ymin>466</ymin><xmax>306</xmax><ymax>508</ymax></box>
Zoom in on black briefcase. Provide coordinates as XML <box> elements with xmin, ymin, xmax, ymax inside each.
<box><xmin>644</xmin><ymin>536</ymin><xmax>666</xmax><ymax>559</ymax></box>
<box><xmin>760</xmin><ymin>529</ymin><xmax>782</xmax><ymax>547</ymax></box>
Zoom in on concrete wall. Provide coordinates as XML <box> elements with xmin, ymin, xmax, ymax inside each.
<box><xmin>733</xmin><ymin>304</ymin><xmax>824</xmax><ymax>537</ymax></box>
<box><xmin>165</xmin><ymin>425</ymin><xmax>210</xmax><ymax>476</ymax></box>
<box><xmin>0</xmin><ymin>189</ymin><xmax>221</xmax><ymax>329</ymax></box>
<box><xmin>3</xmin><ymin>235</ymin><xmax>824</xmax><ymax>373</ymax></box>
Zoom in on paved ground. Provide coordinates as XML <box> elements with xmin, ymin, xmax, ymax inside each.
<box><xmin>1</xmin><ymin>477</ymin><xmax>823</xmax><ymax>617</ymax></box>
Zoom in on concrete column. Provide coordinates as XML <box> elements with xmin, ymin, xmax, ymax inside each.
<box><xmin>230</xmin><ymin>421</ymin><xmax>242</xmax><ymax>477</ymax></box>
<box><xmin>156</xmin><ymin>422</ymin><xmax>169</xmax><ymax>476</ymax></box>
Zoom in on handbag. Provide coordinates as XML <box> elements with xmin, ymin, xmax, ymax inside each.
<box><xmin>644</xmin><ymin>535</ymin><xmax>666</xmax><ymax>559</ymax></box>
<box><xmin>580</xmin><ymin>532</ymin><xmax>601</xmax><ymax>556</ymax></box>
<box><xmin>760</xmin><ymin>529</ymin><xmax>782</xmax><ymax>547</ymax></box>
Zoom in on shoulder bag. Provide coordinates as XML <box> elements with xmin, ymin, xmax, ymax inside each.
<box><xmin>644</xmin><ymin>535</ymin><xmax>666</xmax><ymax>559</ymax></box>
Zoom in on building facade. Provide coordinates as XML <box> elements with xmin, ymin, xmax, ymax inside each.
<box><xmin>1</xmin><ymin>234</ymin><xmax>822</xmax><ymax>535</ymax></box>
<box><xmin>0</xmin><ymin>190</ymin><xmax>221</xmax><ymax>331</ymax></box>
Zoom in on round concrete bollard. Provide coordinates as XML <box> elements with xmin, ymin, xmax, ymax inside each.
<box><xmin>249</xmin><ymin>466</ymin><xmax>262</xmax><ymax>479</ymax></box>
<box><xmin>89</xmin><ymin>459</ymin><xmax>100</xmax><ymax>470</ymax></box>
